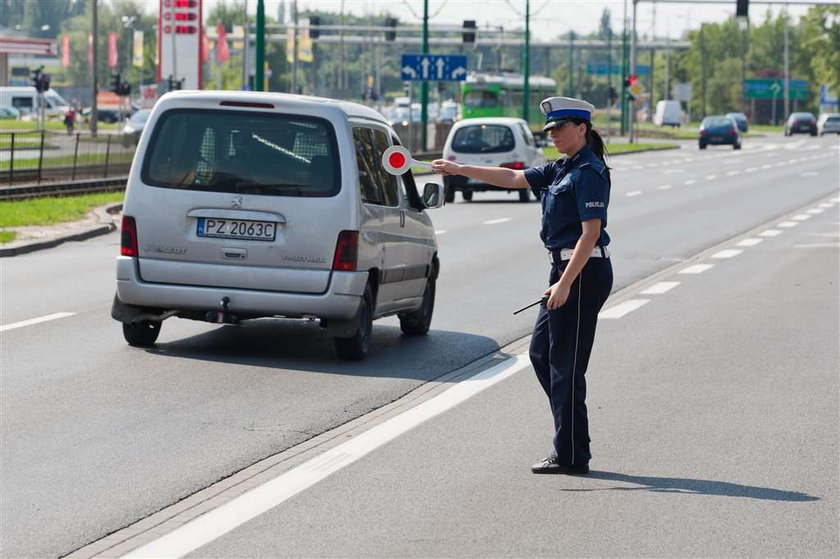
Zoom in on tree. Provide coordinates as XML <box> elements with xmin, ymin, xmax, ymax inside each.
<box><xmin>799</xmin><ymin>6</ymin><xmax>840</xmax><ymax>94</ymax></box>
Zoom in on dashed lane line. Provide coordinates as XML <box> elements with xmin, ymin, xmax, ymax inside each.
<box><xmin>807</xmin><ymin>208</ymin><xmax>824</xmax><ymax>214</ymax></box>
<box><xmin>777</xmin><ymin>221</ymin><xmax>799</xmax><ymax>228</ymax></box>
<box><xmin>482</xmin><ymin>218</ymin><xmax>512</xmax><ymax>225</ymax></box>
<box><xmin>679</xmin><ymin>264</ymin><xmax>715</xmax><ymax>274</ymax></box>
<box><xmin>760</xmin><ymin>229</ymin><xmax>784</xmax><ymax>237</ymax></box>
<box><xmin>791</xmin><ymin>214</ymin><xmax>812</xmax><ymax>221</ymax></box>
<box><xmin>705</xmin><ymin>174</ymin><xmax>717</xmax><ymax>180</ymax></box>
<box><xmin>684</xmin><ymin>179</ymin><xmax>697</xmax><ymax>185</ymax></box>
<box><xmin>640</xmin><ymin>281</ymin><xmax>681</xmax><ymax>295</ymax></box>
<box><xmin>711</xmin><ymin>249</ymin><xmax>744</xmax><ymax>259</ymax></box>
<box><xmin>625</xmin><ymin>190</ymin><xmax>642</xmax><ymax>197</ymax></box>
<box><xmin>656</xmin><ymin>184</ymin><xmax>672</xmax><ymax>190</ymax></box>
<box><xmin>0</xmin><ymin>312</ymin><xmax>76</xmax><ymax>333</ymax></box>
<box><xmin>598</xmin><ymin>299</ymin><xmax>650</xmax><ymax>319</ymax></box>
<box><xmin>737</xmin><ymin>238</ymin><xmax>763</xmax><ymax>247</ymax></box>
<box><xmin>435</xmin><ymin>230</ymin><xmax>447</xmax><ymax>235</ymax></box>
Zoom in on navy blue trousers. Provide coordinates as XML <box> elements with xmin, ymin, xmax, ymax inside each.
<box><xmin>529</xmin><ymin>256</ymin><xmax>613</xmax><ymax>465</ymax></box>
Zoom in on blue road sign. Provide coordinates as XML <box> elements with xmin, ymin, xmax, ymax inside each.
<box><xmin>401</xmin><ymin>54</ymin><xmax>468</xmax><ymax>81</ymax></box>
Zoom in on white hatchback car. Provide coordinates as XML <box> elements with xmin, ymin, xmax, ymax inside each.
<box><xmin>817</xmin><ymin>113</ymin><xmax>840</xmax><ymax>136</ymax></box>
<box><xmin>441</xmin><ymin>117</ymin><xmax>546</xmax><ymax>203</ymax></box>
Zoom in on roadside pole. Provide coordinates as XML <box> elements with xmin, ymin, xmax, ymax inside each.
<box><xmin>91</xmin><ymin>0</ymin><xmax>98</xmax><ymax>135</ymax></box>
<box><xmin>256</xmin><ymin>0</ymin><xmax>264</xmax><ymax>91</ymax></box>
<box><xmin>522</xmin><ymin>0</ymin><xmax>530</xmax><ymax>125</ymax></box>
<box><xmin>420</xmin><ymin>0</ymin><xmax>429</xmax><ymax>151</ymax></box>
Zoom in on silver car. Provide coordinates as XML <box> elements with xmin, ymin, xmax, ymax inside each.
<box><xmin>112</xmin><ymin>91</ymin><xmax>444</xmax><ymax>359</ymax></box>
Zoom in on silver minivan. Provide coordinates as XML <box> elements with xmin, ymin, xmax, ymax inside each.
<box><xmin>112</xmin><ymin>91</ymin><xmax>444</xmax><ymax>359</ymax></box>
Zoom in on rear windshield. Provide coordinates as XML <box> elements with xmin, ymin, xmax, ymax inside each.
<box><xmin>451</xmin><ymin>124</ymin><xmax>515</xmax><ymax>154</ymax></box>
<box><xmin>141</xmin><ymin>109</ymin><xmax>340</xmax><ymax>197</ymax></box>
<box><xmin>827</xmin><ymin>116</ymin><xmax>840</xmax><ymax>123</ymax></box>
<box><xmin>463</xmin><ymin>90</ymin><xmax>498</xmax><ymax>108</ymax></box>
<box><xmin>703</xmin><ymin>118</ymin><xmax>732</xmax><ymax>127</ymax></box>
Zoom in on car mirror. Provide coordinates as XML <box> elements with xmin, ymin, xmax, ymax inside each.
<box><xmin>422</xmin><ymin>182</ymin><xmax>445</xmax><ymax>209</ymax></box>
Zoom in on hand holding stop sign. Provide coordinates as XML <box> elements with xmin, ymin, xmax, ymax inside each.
<box><xmin>381</xmin><ymin>146</ymin><xmax>432</xmax><ymax>175</ymax></box>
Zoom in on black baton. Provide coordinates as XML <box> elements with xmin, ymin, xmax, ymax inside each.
<box><xmin>513</xmin><ymin>295</ymin><xmax>548</xmax><ymax>315</ymax></box>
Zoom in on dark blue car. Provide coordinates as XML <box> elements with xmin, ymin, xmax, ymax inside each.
<box><xmin>699</xmin><ymin>116</ymin><xmax>741</xmax><ymax>150</ymax></box>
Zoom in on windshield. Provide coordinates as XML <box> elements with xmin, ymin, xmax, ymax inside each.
<box><xmin>451</xmin><ymin>124</ymin><xmax>515</xmax><ymax>153</ymax></box>
<box><xmin>141</xmin><ymin>109</ymin><xmax>340</xmax><ymax>197</ymax></box>
<box><xmin>463</xmin><ymin>90</ymin><xmax>498</xmax><ymax>108</ymax></box>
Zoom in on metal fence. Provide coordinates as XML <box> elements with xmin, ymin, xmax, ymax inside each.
<box><xmin>0</xmin><ymin>130</ymin><xmax>137</xmax><ymax>185</ymax></box>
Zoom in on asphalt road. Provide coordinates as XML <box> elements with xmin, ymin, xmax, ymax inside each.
<box><xmin>1</xmin><ymin>134</ymin><xmax>838</xmax><ymax>557</ymax></box>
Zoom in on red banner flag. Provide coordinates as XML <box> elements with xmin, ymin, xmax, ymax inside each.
<box><xmin>61</xmin><ymin>35</ymin><xmax>70</xmax><ymax>69</ymax></box>
<box><xmin>216</xmin><ymin>24</ymin><xmax>230</xmax><ymax>63</ymax></box>
<box><xmin>88</xmin><ymin>33</ymin><xmax>93</xmax><ymax>68</ymax></box>
<box><xmin>108</xmin><ymin>32</ymin><xmax>118</xmax><ymax>68</ymax></box>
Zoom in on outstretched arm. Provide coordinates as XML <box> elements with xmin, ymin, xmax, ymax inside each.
<box><xmin>431</xmin><ymin>159</ymin><xmax>530</xmax><ymax>189</ymax></box>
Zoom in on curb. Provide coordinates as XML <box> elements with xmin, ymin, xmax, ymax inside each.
<box><xmin>0</xmin><ymin>203</ymin><xmax>122</xmax><ymax>258</ymax></box>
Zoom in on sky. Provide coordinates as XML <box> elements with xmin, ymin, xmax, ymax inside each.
<box><xmin>155</xmin><ymin>0</ymin><xmax>821</xmax><ymax>41</ymax></box>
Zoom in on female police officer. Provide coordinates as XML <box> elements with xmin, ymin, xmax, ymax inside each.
<box><xmin>431</xmin><ymin>97</ymin><xmax>613</xmax><ymax>475</ymax></box>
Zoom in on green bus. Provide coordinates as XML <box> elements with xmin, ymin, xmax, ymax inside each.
<box><xmin>460</xmin><ymin>72</ymin><xmax>557</xmax><ymax>132</ymax></box>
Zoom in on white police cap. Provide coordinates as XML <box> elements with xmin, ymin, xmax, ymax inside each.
<box><xmin>540</xmin><ymin>96</ymin><xmax>595</xmax><ymax>131</ymax></box>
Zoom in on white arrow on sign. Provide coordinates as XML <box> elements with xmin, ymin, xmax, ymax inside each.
<box><xmin>420</xmin><ymin>58</ymin><xmax>431</xmax><ymax>79</ymax></box>
<box><xmin>435</xmin><ymin>58</ymin><xmax>445</xmax><ymax>80</ymax></box>
<box><xmin>402</xmin><ymin>66</ymin><xmax>417</xmax><ymax>79</ymax></box>
<box><xmin>451</xmin><ymin>66</ymin><xmax>466</xmax><ymax>79</ymax></box>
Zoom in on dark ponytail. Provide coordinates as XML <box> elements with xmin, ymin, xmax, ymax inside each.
<box><xmin>584</xmin><ymin>123</ymin><xmax>610</xmax><ymax>168</ymax></box>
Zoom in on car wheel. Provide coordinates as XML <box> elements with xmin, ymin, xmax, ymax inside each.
<box><xmin>462</xmin><ymin>190</ymin><xmax>473</xmax><ymax>202</ymax></box>
<box><xmin>518</xmin><ymin>189</ymin><xmax>530</xmax><ymax>203</ymax></box>
<box><xmin>334</xmin><ymin>283</ymin><xmax>373</xmax><ymax>360</ymax></box>
<box><xmin>399</xmin><ymin>278</ymin><xmax>435</xmax><ymax>336</ymax></box>
<box><xmin>733</xmin><ymin>143</ymin><xmax>741</xmax><ymax>150</ymax></box>
<box><xmin>444</xmin><ymin>185</ymin><xmax>455</xmax><ymax>204</ymax></box>
<box><xmin>699</xmin><ymin>143</ymin><xmax>707</xmax><ymax>150</ymax></box>
<box><xmin>123</xmin><ymin>320</ymin><xmax>161</xmax><ymax>347</ymax></box>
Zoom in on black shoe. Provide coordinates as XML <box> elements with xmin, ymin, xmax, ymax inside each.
<box><xmin>531</xmin><ymin>455</ymin><xmax>590</xmax><ymax>475</ymax></box>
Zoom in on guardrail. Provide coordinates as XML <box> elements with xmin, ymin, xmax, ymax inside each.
<box><xmin>0</xmin><ymin>130</ymin><xmax>136</xmax><ymax>186</ymax></box>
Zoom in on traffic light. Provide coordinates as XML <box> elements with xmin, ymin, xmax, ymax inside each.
<box><xmin>111</xmin><ymin>72</ymin><xmax>122</xmax><ymax>94</ymax></box>
<box><xmin>463</xmin><ymin>20</ymin><xmax>476</xmax><ymax>43</ymax></box>
<box><xmin>31</xmin><ymin>66</ymin><xmax>48</xmax><ymax>93</ymax></box>
<box><xmin>623</xmin><ymin>74</ymin><xmax>637</xmax><ymax>89</ymax></box>
<box><xmin>167</xmin><ymin>75</ymin><xmax>183</xmax><ymax>91</ymax></box>
<box><xmin>384</xmin><ymin>17</ymin><xmax>397</xmax><ymax>41</ymax></box>
<box><xmin>736</xmin><ymin>0</ymin><xmax>749</xmax><ymax>18</ymax></box>
<box><xmin>310</xmin><ymin>16</ymin><xmax>320</xmax><ymax>39</ymax></box>
<box><xmin>118</xmin><ymin>82</ymin><xmax>131</xmax><ymax>97</ymax></box>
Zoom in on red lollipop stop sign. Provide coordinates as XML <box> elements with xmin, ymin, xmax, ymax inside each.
<box><xmin>381</xmin><ymin>145</ymin><xmax>432</xmax><ymax>176</ymax></box>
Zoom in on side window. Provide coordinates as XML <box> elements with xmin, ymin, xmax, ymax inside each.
<box><xmin>11</xmin><ymin>96</ymin><xmax>33</xmax><ymax>110</ymax></box>
<box><xmin>353</xmin><ymin>127</ymin><xmax>398</xmax><ymax>207</ymax></box>
<box><xmin>392</xmin><ymin>136</ymin><xmax>423</xmax><ymax>211</ymax></box>
<box><xmin>518</xmin><ymin>123</ymin><xmax>535</xmax><ymax>146</ymax></box>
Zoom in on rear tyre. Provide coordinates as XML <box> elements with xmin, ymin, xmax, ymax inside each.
<box><xmin>334</xmin><ymin>284</ymin><xmax>373</xmax><ymax>360</ymax></box>
<box><xmin>123</xmin><ymin>320</ymin><xmax>161</xmax><ymax>347</ymax></box>
<box><xmin>399</xmin><ymin>278</ymin><xmax>435</xmax><ymax>336</ymax></box>
<box><xmin>699</xmin><ymin>143</ymin><xmax>707</xmax><ymax>150</ymax></box>
<box><xmin>443</xmin><ymin>176</ymin><xmax>457</xmax><ymax>204</ymax></box>
<box><xmin>462</xmin><ymin>190</ymin><xmax>473</xmax><ymax>202</ymax></box>
<box><xmin>733</xmin><ymin>142</ymin><xmax>741</xmax><ymax>150</ymax></box>
<box><xmin>518</xmin><ymin>189</ymin><xmax>530</xmax><ymax>203</ymax></box>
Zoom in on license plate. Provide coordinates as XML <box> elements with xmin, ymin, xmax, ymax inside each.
<box><xmin>196</xmin><ymin>218</ymin><xmax>276</xmax><ymax>241</ymax></box>
<box><xmin>711</xmin><ymin>136</ymin><xmax>722</xmax><ymax>142</ymax></box>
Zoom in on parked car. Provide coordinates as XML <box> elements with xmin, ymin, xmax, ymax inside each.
<box><xmin>0</xmin><ymin>86</ymin><xmax>70</xmax><ymax>117</ymax></box>
<box><xmin>784</xmin><ymin>112</ymin><xmax>817</xmax><ymax>136</ymax></box>
<box><xmin>441</xmin><ymin>117</ymin><xmax>547</xmax><ymax>202</ymax></box>
<box><xmin>816</xmin><ymin>113</ymin><xmax>840</xmax><ymax>136</ymax></box>
<box><xmin>698</xmin><ymin>116</ymin><xmax>741</xmax><ymax>150</ymax></box>
<box><xmin>724</xmin><ymin>111</ymin><xmax>749</xmax><ymax>132</ymax></box>
<box><xmin>111</xmin><ymin>91</ymin><xmax>445</xmax><ymax>360</ymax></box>
<box><xmin>0</xmin><ymin>105</ymin><xmax>21</xmax><ymax>119</ymax></box>
<box><xmin>122</xmin><ymin>108</ymin><xmax>150</xmax><ymax>146</ymax></box>
<box><xmin>654</xmin><ymin>100</ymin><xmax>683</xmax><ymax>127</ymax></box>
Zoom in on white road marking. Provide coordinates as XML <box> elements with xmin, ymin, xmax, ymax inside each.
<box><xmin>793</xmin><ymin>243</ymin><xmax>840</xmax><ymax>249</ymax></box>
<box><xmin>625</xmin><ymin>190</ymin><xmax>643</xmax><ymax>197</ymax></box>
<box><xmin>737</xmin><ymin>238</ymin><xmax>763</xmax><ymax>247</ymax></box>
<box><xmin>684</xmin><ymin>179</ymin><xmax>697</xmax><ymax>185</ymax></box>
<box><xmin>807</xmin><ymin>208</ymin><xmax>824</xmax><ymax>214</ymax></box>
<box><xmin>598</xmin><ymin>299</ymin><xmax>650</xmax><ymax>319</ymax></box>
<box><xmin>435</xmin><ymin>230</ymin><xmax>447</xmax><ymax>235</ymax></box>
<box><xmin>791</xmin><ymin>214</ymin><xmax>812</xmax><ymax>221</ymax></box>
<box><xmin>679</xmin><ymin>264</ymin><xmax>714</xmax><ymax>274</ymax></box>
<box><xmin>745</xmin><ymin>167</ymin><xmax>758</xmax><ymax>173</ymax></box>
<box><xmin>483</xmin><ymin>218</ymin><xmax>511</xmax><ymax>225</ymax></box>
<box><xmin>656</xmin><ymin>184</ymin><xmax>672</xmax><ymax>190</ymax></box>
<box><xmin>0</xmin><ymin>312</ymin><xmax>76</xmax><ymax>333</ymax></box>
<box><xmin>818</xmin><ymin>203</ymin><xmax>833</xmax><ymax>208</ymax></box>
<box><xmin>800</xmin><ymin>172</ymin><xmax>818</xmax><ymax>177</ymax></box>
<box><xmin>830</xmin><ymin>198</ymin><xmax>839</xmax><ymax>203</ymax></box>
<box><xmin>761</xmin><ymin>164</ymin><xmax>773</xmax><ymax>169</ymax></box>
<box><xmin>727</xmin><ymin>170</ymin><xmax>741</xmax><ymax>176</ymax></box>
<box><xmin>640</xmin><ymin>282</ymin><xmax>681</xmax><ymax>295</ymax></box>
<box><xmin>705</xmin><ymin>174</ymin><xmax>717</xmax><ymax>180</ymax></box>
<box><xmin>712</xmin><ymin>249</ymin><xmax>743</xmax><ymax>259</ymax></box>
<box><xmin>759</xmin><ymin>229</ymin><xmax>783</xmax><ymax>237</ymax></box>
<box><xmin>777</xmin><ymin>221</ymin><xmax>799</xmax><ymax>228</ymax></box>
<box><xmin>123</xmin><ymin>354</ymin><xmax>533</xmax><ymax>558</ymax></box>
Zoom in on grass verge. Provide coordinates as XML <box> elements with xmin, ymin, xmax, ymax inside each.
<box><xmin>0</xmin><ymin>191</ymin><xmax>124</xmax><ymax>235</ymax></box>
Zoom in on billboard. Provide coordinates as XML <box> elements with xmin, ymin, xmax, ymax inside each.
<box><xmin>158</xmin><ymin>0</ymin><xmax>203</xmax><ymax>90</ymax></box>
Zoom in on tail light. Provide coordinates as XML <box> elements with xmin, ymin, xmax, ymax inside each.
<box><xmin>500</xmin><ymin>161</ymin><xmax>525</xmax><ymax>170</ymax></box>
<box><xmin>699</xmin><ymin>128</ymin><xmax>708</xmax><ymax>136</ymax></box>
<box><xmin>332</xmin><ymin>230</ymin><xmax>359</xmax><ymax>271</ymax></box>
<box><xmin>120</xmin><ymin>216</ymin><xmax>139</xmax><ymax>257</ymax></box>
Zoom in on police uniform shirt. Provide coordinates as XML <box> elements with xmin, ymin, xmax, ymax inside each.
<box><xmin>524</xmin><ymin>144</ymin><xmax>611</xmax><ymax>250</ymax></box>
